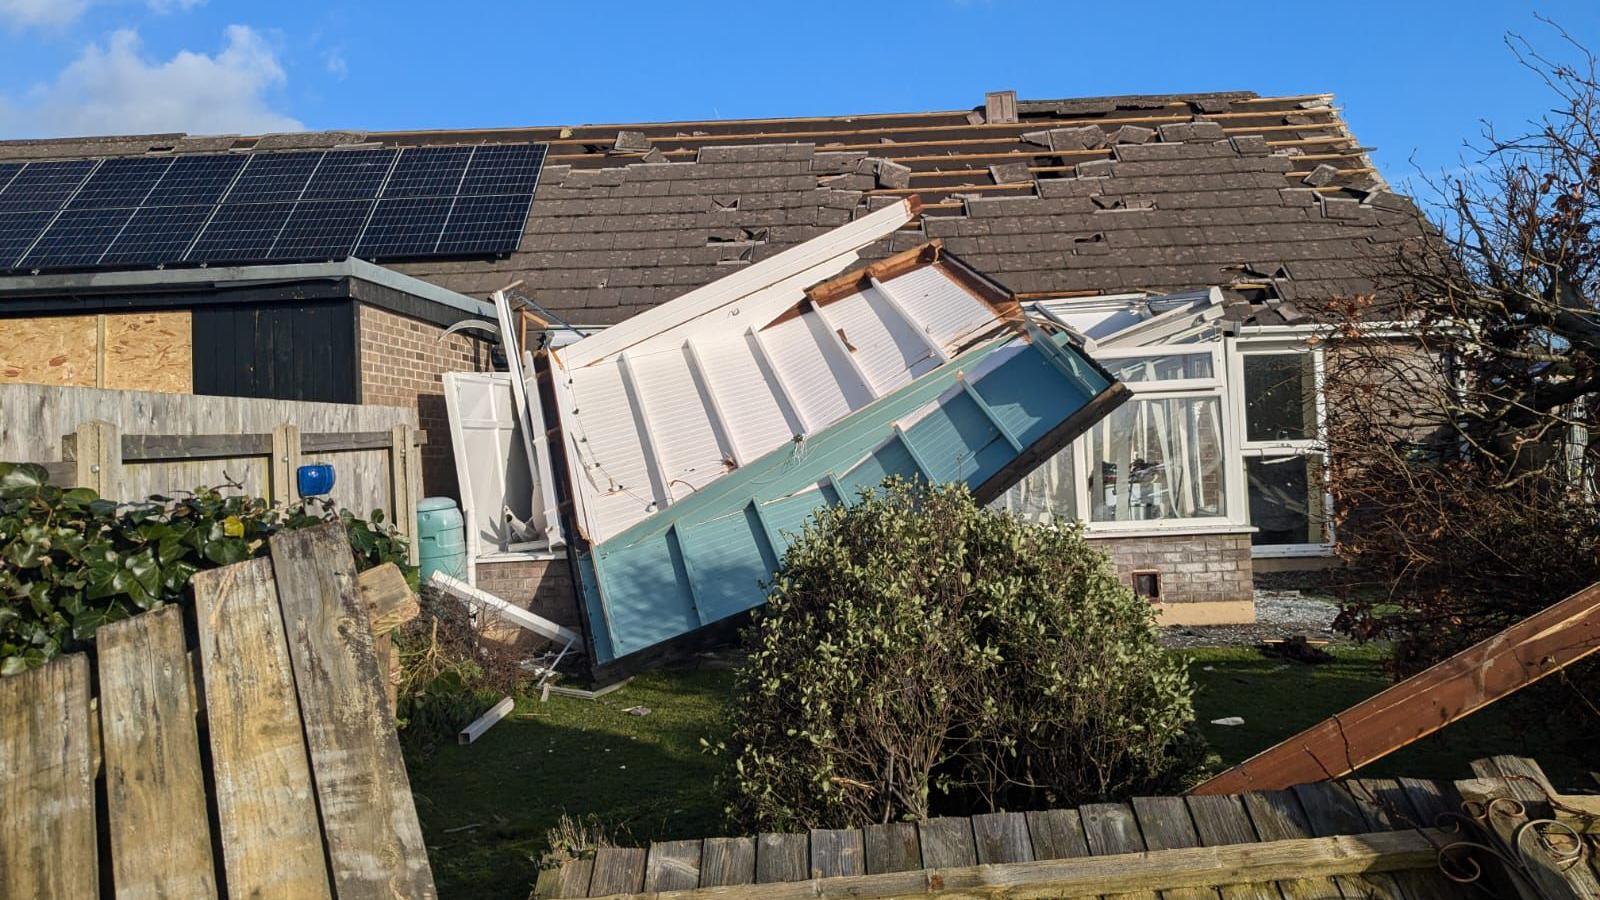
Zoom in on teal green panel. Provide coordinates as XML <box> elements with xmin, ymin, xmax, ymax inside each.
<box><xmin>836</xmin><ymin>436</ymin><xmax>922</xmax><ymax>499</ymax></box>
<box><xmin>757</xmin><ymin>486</ymin><xmax>839</xmax><ymax>558</ymax></box>
<box><xmin>902</xmin><ymin>391</ymin><xmax>1012</xmax><ymax>485</ymax></box>
<box><xmin>972</xmin><ymin>343</ymin><xmax>1097</xmax><ymax>446</ymax></box>
<box><xmin>574</xmin><ymin>551</ymin><xmax>614</xmax><ymax>663</ymax></box>
<box><xmin>593</xmin><ymin>531</ymin><xmax>699</xmax><ymax>657</ymax></box>
<box><xmin>678</xmin><ymin>506</ymin><xmax>776</xmax><ymax>624</ymax></box>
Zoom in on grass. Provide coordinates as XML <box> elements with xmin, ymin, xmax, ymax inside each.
<box><xmin>409</xmin><ymin>645</ymin><xmax>1592</xmax><ymax>900</ymax></box>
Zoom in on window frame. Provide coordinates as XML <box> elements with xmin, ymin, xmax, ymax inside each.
<box><xmin>1226</xmin><ymin>336</ymin><xmax>1334</xmax><ymax>558</ymax></box>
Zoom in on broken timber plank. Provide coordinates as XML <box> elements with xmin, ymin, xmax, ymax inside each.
<box><xmin>809</xmin><ymin>828</ymin><xmax>865</xmax><ymax>878</ymax></box>
<box><xmin>863</xmin><ymin>822</ymin><xmax>922</xmax><ymax>874</ymax></box>
<box><xmin>970</xmin><ymin>811</ymin><xmax>1033</xmax><ymax>864</ymax></box>
<box><xmin>358</xmin><ymin>562</ymin><xmax>416</xmax><ymax>714</ymax></box>
<box><xmin>700</xmin><ymin>837</ymin><xmax>757</xmax><ymax>887</ymax></box>
<box><xmin>270</xmin><ymin>523</ymin><xmax>435</xmax><ymax>899</ymax></box>
<box><xmin>644</xmin><ymin>840</ymin><xmax>703</xmax><ymax>892</ymax></box>
<box><xmin>1239</xmin><ymin>790</ymin><xmax>1347</xmax><ymax>900</ymax></box>
<box><xmin>755</xmin><ymin>833</ymin><xmax>808</xmax><ymax>883</ymax></box>
<box><xmin>1195</xmin><ymin>581</ymin><xmax>1600</xmax><ymax>794</ymax></box>
<box><xmin>97</xmin><ymin>605</ymin><xmax>219</xmax><ymax>899</ymax></box>
<box><xmin>192</xmin><ymin>559</ymin><xmax>333</xmax><ymax>900</ymax></box>
<box><xmin>577</xmin><ymin>830</ymin><xmax>1446</xmax><ymax>900</ymax></box>
<box><xmin>0</xmin><ymin>655</ymin><xmax>97</xmax><ymax>900</ymax></box>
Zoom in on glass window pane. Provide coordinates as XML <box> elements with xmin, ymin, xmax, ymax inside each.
<box><xmin>1246</xmin><ymin>455</ymin><xmax>1328</xmax><ymax>545</ymax></box>
<box><xmin>1102</xmin><ymin>352</ymin><xmax>1214</xmax><ymax>383</ymax></box>
<box><xmin>1088</xmin><ymin>396</ymin><xmax>1227</xmax><ymax>522</ymax></box>
<box><xmin>1243</xmin><ymin>353</ymin><xmax>1316</xmax><ymax>441</ymax></box>
<box><xmin>992</xmin><ymin>447</ymin><xmax>1076</xmax><ymax>523</ymax></box>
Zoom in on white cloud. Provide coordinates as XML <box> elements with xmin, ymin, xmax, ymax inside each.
<box><xmin>0</xmin><ymin>25</ymin><xmax>302</xmax><ymax>138</ymax></box>
<box><xmin>0</xmin><ymin>0</ymin><xmax>89</xmax><ymax>28</ymax></box>
<box><xmin>324</xmin><ymin>48</ymin><xmax>347</xmax><ymax>79</ymax></box>
<box><xmin>146</xmin><ymin>0</ymin><xmax>206</xmax><ymax>13</ymax></box>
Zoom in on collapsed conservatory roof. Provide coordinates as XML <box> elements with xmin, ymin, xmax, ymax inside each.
<box><xmin>545</xmin><ymin>198</ymin><xmax>1128</xmax><ymax>667</ymax></box>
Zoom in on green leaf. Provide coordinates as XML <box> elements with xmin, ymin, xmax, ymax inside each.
<box><xmin>0</xmin><ymin>462</ymin><xmax>49</xmax><ymax>498</ymax></box>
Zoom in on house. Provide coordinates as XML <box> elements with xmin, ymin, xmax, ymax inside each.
<box><xmin>0</xmin><ymin>89</ymin><xmax>1426</xmax><ymax>634</ymax></box>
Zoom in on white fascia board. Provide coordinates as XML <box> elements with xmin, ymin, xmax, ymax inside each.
<box><xmin>558</xmin><ymin>199</ymin><xmax>917</xmax><ymax>369</ymax></box>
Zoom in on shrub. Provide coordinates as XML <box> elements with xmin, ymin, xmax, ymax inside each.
<box><xmin>720</xmin><ymin>478</ymin><xmax>1204</xmax><ymax>831</ymax></box>
<box><xmin>0</xmin><ymin>461</ymin><xmax>411</xmax><ymax>675</ymax></box>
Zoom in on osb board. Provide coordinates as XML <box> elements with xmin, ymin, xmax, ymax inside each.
<box><xmin>0</xmin><ymin>313</ymin><xmax>192</xmax><ymax>394</ymax></box>
<box><xmin>103</xmin><ymin>312</ymin><xmax>192</xmax><ymax>393</ymax></box>
<box><xmin>1</xmin><ymin>316</ymin><xmax>98</xmax><ymax>386</ymax></box>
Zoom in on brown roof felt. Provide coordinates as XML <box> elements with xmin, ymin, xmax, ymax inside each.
<box><xmin>0</xmin><ymin>90</ymin><xmax>1427</xmax><ymax>326</ymax></box>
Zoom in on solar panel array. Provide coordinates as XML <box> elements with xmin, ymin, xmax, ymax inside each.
<box><xmin>0</xmin><ymin>143</ymin><xmax>546</xmax><ymax>273</ymax></box>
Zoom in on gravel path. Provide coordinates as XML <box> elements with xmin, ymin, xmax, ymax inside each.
<box><xmin>1160</xmin><ymin>589</ymin><xmax>1343</xmax><ymax>649</ymax></box>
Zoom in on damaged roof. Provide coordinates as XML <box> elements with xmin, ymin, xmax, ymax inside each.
<box><xmin>0</xmin><ymin>90</ymin><xmax>1426</xmax><ymax>325</ymax></box>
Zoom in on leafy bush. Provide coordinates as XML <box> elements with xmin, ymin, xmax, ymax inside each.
<box><xmin>720</xmin><ymin>479</ymin><xmax>1204</xmax><ymax>831</ymax></box>
<box><xmin>0</xmin><ymin>461</ymin><xmax>411</xmax><ymax>675</ymax></box>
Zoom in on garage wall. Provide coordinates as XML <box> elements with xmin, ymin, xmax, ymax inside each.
<box><xmin>0</xmin><ymin>311</ymin><xmax>192</xmax><ymax>393</ymax></box>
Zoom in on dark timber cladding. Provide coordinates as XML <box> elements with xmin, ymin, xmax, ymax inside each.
<box><xmin>192</xmin><ymin>298</ymin><xmax>358</xmax><ymax>404</ymax></box>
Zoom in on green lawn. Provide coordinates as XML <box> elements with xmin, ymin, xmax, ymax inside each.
<box><xmin>409</xmin><ymin>645</ymin><xmax>1588</xmax><ymax>900</ymax></box>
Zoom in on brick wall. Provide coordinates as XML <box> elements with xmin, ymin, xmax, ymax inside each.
<box><xmin>356</xmin><ymin>303</ymin><xmax>488</xmax><ymax>497</ymax></box>
<box><xmin>1088</xmin><ymin>531</ymin><xmax>1254</xmax><ymax>624</ymax></box>
<box><xmin>474</xmin><ymin>556</ymin><xmax>581</xmax><ymax>629</ymax></box>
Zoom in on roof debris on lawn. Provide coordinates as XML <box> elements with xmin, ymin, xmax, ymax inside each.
<box><xmin>542</xmin><ymin>198</ymin><xmax>1127</xmax><ymax>667</ymax></box>
<box><xmin>0</xmin><ymin>90</ymin><xmax>1427</xmax><ymax>327</ymax></box>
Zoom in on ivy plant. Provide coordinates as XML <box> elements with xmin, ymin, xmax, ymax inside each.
<box><xmin>0</xmin><ymin>462</ymin><xmax>413</xmax><ymax>676</ymax></box>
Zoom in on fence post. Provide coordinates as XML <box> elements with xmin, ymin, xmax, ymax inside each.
<box><xmin>390</xmin><ymin>425</ymin><xmax>421</xmax><ymax>566</ymax></box>
<box><xmin>73</xmin><ymin>420</ymin><xmax>121</xmax><ymax>499</ymax></box>
<box><xmin>269</xmin><ymin>423</ymin><xmax>302</xmax><ymax>506</ymax></box>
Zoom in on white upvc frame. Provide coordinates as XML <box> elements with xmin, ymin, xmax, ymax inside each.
<box><xmin>1071</xmin><ymin>342</ymin><xmax>1245</xmax><ymax>535</ymax></box>
<box><xmin>1225</xmin><ymin>334</ymin><xmax>1334</xmax><ymax>558</ymax></box>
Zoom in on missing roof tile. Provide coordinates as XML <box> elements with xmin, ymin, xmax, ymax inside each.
<box><xmin>1302</xmin><ymin>164</ymin><xmax>1339</xmax><ymax>187</ymax></box>
<box><xmin>711</xmin><ymin>196</ymin><xmax>740</xmax><ymax>211</ymax></box>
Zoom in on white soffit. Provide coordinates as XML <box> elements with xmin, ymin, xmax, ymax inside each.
<box><xmin>549</xmin><ymin>200</ymin><xmax>1019</xmax><ymax>544</ymax></box>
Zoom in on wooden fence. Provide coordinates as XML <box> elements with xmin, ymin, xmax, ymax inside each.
<box><xmin>1</xmin><ymin>383</ymin><xmax>425</xmax><ymax>560</ymax></box>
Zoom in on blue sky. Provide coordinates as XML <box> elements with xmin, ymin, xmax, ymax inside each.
<box><xmin>1</xmin><ymin>1</ymin><xmax>1597</xmax><ymax>190</ymax></box>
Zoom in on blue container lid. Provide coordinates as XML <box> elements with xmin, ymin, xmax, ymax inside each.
<box><xmin>418</xmin><ymin>497</ymin><xmax>459</xmax><ymax>513</ymax></box>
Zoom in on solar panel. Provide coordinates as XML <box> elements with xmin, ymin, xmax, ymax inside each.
<box><xmin>355</xmin><ymin>197</ymin><xmax>451</xmax><ymax>257</ymax></box>
<box><xmin>270</xmin><ymin>200</ymin><xmax>374</xmax><ymax>261</ymax></box>
<box><xmin>0</xmin><ymin>142</ymin><xmax>542</xmax><ymax>272</ymax></box>
<box><xmin>145</xmin><ymin>154</ymin><xmax>247</xmax><ymax>206</ymax></box>
<box><xmin>0</xmin><ymin>160</ymin><xmax>98</xmax><ymax>212</ymax></box>
<box><xmin>0</xmin><ymin>210</ymin><xmax>55</xmax><ymax>267</ymax></box>
<box><xmin>21</xmin><ymin>207</ymin><xmax>136</xmax><ymax>268</ymax></box>
<box><xmin>0</xmin><ymin>163</ymin><xmax>23</xmax><ymax>195</ymax></box>
<box><xmin>460</xmin><ymin>144</ymin><xmax>546</xmax><ymax>195</ymax></box>
<box><xmin>68</xmin><ymin>157</ymin><xmax>172</xmax><ymax>209</ymax></box>
<box><xmin>302</xmin><ymin>149</ymin><xmax>397</xmax><ymax>201</ymax></box>
<box><xmin>225</xmin><ymin>151</ymin><xmax>323</xmax><ymax>203</ymax></box>
<box><xmin>187</xmin><ymin>202</ymin><xmax>294</xmax><ymax>263</ymax></box>
<box><xmin>382</xmin><ymin>147</ymin><xmax>472</xmax><ymax>198</ymax></box>
<box><xmin>437</xmin><ymin>194</ymin><xmax>532</xmax><ymax>254</ymax></box>
<box><xmin>100</xmin><ymin>205</ymin><xmax>214</xmax><ymax>266</ymax></box>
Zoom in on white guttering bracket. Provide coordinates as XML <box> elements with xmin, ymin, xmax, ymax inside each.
<box><xmin>616</xmin><ymin>352</ymin><xmax>672</xmax><ymax>510</ymax></box>
<box><xmin>561</xmin><ymin>200</ymin><xmax>917</xmax><ymax>369</ymax></box>
<box><xmin>682</xmin><ymin>337</ymin><xmax>744</xmax><ymax>467</ymax></box>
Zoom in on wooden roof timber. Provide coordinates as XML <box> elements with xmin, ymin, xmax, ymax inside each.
<box><xmin>1194</xmin><ymin>580</ymin><xmax>1600</xmax><ymax>795</ymax></box>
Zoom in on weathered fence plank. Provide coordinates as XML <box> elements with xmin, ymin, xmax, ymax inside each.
<box><xmin>1239</xmin><ymin>789</ymin><xmax>1345</xmax><ymax>900</ymax></box>
<box><xmin>1080</xmin><ymin>802</ymin><xmax>1157</xmax><ymax>900</ymax></box>
<box><xmin>1293</xmin><ymin>782</ymin><xmax>1405</xmax><ymax>900</ymax></box>
<box><xmin>700</xmin><ymin>837</ymin><xmax>757</xmax><ymax>887</ymax></box>
<box><xmin>755</xmin><ymin>833</ymin><xmax>808</xmax><ymax>884</ymax></box>
<box><xmin>1024</xmin><ymin>809</ymin><xmax>1089</xmax><ymax>861</ymax></box>
<box><xmin>270</xmin><ymin>522</ymin><xmax>435</xmax><ymax>898</ymax></box>
<box><xmin>810</xmin><ymin>828</ymin><xmax>865</xmax><ymax>878</ymax></box>
<box><xmin>192</xmin><ymin>558</ymin><xmax>332</xmax><ymax>900</ymax></box>
<box><xmin>918</xmin><ymin>817</ymin><xmax>977</xmax><ymax>868</ymax></box>
<box><xmin>1183</xmin><ymin>795</ymin><xmax>1279</xmax><ymax>900</ymax></box>
<box><xmin>971</xmin><ymin>812</ymin><xmax>1033</xmax><ymax>865</ymax></box>
<box><xmin>98</xmin><ymin>605</ymin><xmax>219</xmax><ymax>900</ymax></box>
<box><xmin>0</xmin><ymin>655</ymin><xmax>98</xmax><ymax>900</ymax></box>
<box><xmin>863</xmin><ymin>822</ymin><xmax>922</xmax><ymax>875</ymax></box>
<box><xmin>589</xmin><ymin>848</ymin><xmax>648</xmax><ymax>896</ymax></box>
<box><xmin>645</xmin><ymin>840</ymin><xmax>703</xmax><ymax>892</ymax></box>
<box><xmin>1129</xmin><ymin>795</ymin><xmax>1217</xmax><ymax>900</ymax></box>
